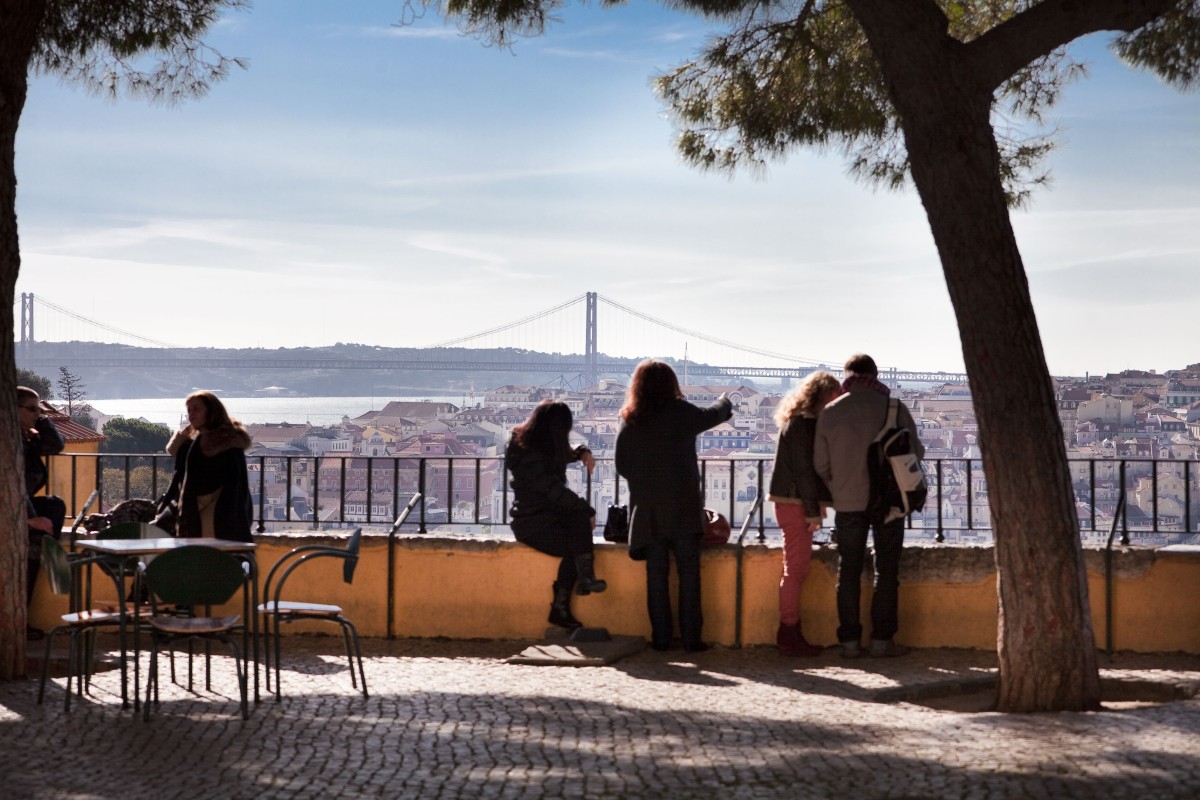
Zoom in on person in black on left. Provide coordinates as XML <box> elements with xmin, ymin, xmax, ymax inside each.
<box><xmin>20</xmin><ymin>386</ymin><xmax>66</xmax><ymax>640</ymax></box>
<box><xmin>506</xmin><ymin>400</ymin><xmax>606</xmax><ymax>630</ymax></box>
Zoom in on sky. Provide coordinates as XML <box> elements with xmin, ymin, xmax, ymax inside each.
<box><xmin>13</xmin><ymin>0</ymin><xmax>1200</xmax><ymax>379</ymax></box>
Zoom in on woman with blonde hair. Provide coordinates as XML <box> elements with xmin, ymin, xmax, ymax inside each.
<box><xmin>767</xmin><ymin>370</ymin><xmax>842</xmax><ymax>656</ymax></box>
<box><xmin>615</xmin><ymin>360</ymin><xmax>732</xmax><ymax>652</ymax></box>
<box><xmin>164</xmin><ymin>391</ymin><xmax>253</xmax><ymax>541</ymax></box>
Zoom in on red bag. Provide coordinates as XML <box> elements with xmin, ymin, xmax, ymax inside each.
<box><xmin>701</xmin><ymin>508</ymin><xmax>731</xmax><ymax>547</ymax></box>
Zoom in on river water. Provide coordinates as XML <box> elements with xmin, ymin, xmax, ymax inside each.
<box><xmin>87</xmin><ymin>382</ymin><xmax>947</xmax><ymax>429</ymax></box>
<box><xmin>87</xmin><ymin>395</ymin><xmax>465</xmax><ymax>428</ymax></box>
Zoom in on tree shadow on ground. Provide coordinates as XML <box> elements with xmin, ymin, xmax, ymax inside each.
<box><xmin>5</xmin><ymin>672</ymin><xmax>1200</xmax><ymax>800</ymax></box>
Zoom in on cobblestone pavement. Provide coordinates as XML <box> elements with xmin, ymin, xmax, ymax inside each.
<box><xmin>2</xmin><ymin>637</ymin><xmax>1199</xmax><ymax>799</ymax></box>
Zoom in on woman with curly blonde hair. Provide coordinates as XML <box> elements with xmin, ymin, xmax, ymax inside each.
<box><xmin>767</xmin><ymin>371</ymin><xmax>842</xmax><ymax>656</ymax></box>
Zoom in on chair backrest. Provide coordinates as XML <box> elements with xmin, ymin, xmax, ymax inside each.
<box><xmin>145</xmin><ymin>546</ymin><xmax>245</xmax><ymax>607</ymax></box>
<box><xmin>343</xmin><ymin>528</ymin><xmax>362</xmax><ymax>584</ymax></box>
<box><xmin>41</xmin><ymin>536</ymin><xmax>73</xmax><ymax>596</ymax></box>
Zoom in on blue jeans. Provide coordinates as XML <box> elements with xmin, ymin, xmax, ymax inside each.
<box><xmin>644</xmin><ymin>529</ymin><xmax>703</xmax><ymax>648</ymax></box>
<box><xmin>834</xmin><ymin>511</ymin><xmax>905</xmax><ymax>644</ymax></box>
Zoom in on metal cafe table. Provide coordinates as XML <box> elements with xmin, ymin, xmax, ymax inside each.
<box><xmin>72</xmin><ymin>536</ymin><xmax>261</xmax><ymax>710</ymax></box>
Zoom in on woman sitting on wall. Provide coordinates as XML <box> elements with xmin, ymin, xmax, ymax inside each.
<box><xmin>506</xmin><ymin>400</ymin><xmax>606</xmax><ymax>630</ymax></box>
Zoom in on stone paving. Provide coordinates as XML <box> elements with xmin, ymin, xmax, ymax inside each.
<box><xmin>2</xmin><ymin>636</ymin><xmax>1199</xmax><ymax>799</ymax></box>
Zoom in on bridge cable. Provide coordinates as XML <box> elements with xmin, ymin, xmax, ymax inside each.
<box><xmin>32</xmin><ymin>296</ymin><xmax>183</xmax><ymax>349</ymax></box>
<box><xmin>597</xmin><ymin>294</ymin><xmax>836</xmax><ymax>367</ymax></box>
<box><xmin>423</xmin><ymin>293</ymin><xmax>586</xmax><ymax>349</ymax></box>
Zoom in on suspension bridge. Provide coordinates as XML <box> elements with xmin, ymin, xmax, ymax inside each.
<box><xmin>14</xmin><ymin>292</ymin><xmax>968</xmax><ymax>385</ymax></box>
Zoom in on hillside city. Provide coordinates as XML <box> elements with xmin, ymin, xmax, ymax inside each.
<box><xmin>101</xmin><ymin>364</ymin><xmax>1196</xmax><ymax>547</ymax></box>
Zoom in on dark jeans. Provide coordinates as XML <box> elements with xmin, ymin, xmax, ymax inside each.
<box><xmin>645</xmin><ymin>529</ymin><xmax>703</xmax><ymax>648</ymax></box>
<box><xmin>26</xmin><ymin>494</ymin><xmax>67</xmax><ymax>604</ymax></box>
<box><xmin>511</xmin><ymin>509</ymin><xmax>594</xmax><ymax>559</ymax></box>
<box><xmin>834</xmin><ymin>511</ymin><xmax>905</xmax><ymax>644</ymax></box>
<box><xmin>511</xmin><ymin>509</ymin><xmax>593</xmax><ymax>592</ymax></box>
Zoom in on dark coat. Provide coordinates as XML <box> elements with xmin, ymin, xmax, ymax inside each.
<box><xmin>767</xmin><ymin>415</ymin><xmax>831</xmax><ymax>518</ymax></box>
<box><xmin>614</xmin><ymin>397</ymin><xmax>732</xmax><ymax>560</ymax></box>
<box><xmin>506</xmin><ymin>436</ymin><xmax>594</xmax><ymax>537</ymax></box>
<box><xmin>24</xmin><ymin>416</ymin><xmax>65</xmax><ymax>517</ymax></box>
<box><xmin>167</xmin><ymin>424</ymin><xmax>254</xmax><ymax>542</ymax></box>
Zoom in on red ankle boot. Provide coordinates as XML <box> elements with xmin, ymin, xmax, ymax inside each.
<box><xmin>778</xmin><ymin>622</ymin><xmax>822</xmax><ymax>657</ymax></box>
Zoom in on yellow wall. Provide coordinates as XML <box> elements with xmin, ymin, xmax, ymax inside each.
<box><xmin>28</xmin><ymin>536</ymin><xmax>1200</xmax><ymax>654</ymax></box>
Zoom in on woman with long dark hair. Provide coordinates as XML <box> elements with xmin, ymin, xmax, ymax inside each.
<box><xmin>165</xmin><ymin>391</ymin><xmax>253</xmax><ymax>542</ymax></box>
<box><xmin>615</xmin><ymin>360</ymin><xmax>732</xmax><ymax>652</ymax></box>
<box><xmin>506</xmin><ymin>400</ymin><xmax>605</xmax><ymax>630</ymax></box>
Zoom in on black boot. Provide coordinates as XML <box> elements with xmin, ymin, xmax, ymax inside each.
<box><xmin>548</xmin><ymin>582</ymin><xmax>582</xmax><ymax>629</ymax></box>
<box><xmin>574</xmin><ymin>552</ymin><xmax>607</xmax><ymax>595</ymax></box>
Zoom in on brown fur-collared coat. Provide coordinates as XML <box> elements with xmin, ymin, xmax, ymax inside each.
<box><xmin>166</xmin><ymin>424</ymin><xmax>254</xmax><ymax>542</ymax></box>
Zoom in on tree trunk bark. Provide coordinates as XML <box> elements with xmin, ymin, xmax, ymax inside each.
<box><xmin>0</xmin><ymin>0</ymin><xmax>46</xmax><ymax>681</ymax></box>
<box><xmin>911</xmin><ymin>109</ymin><xmax>1102</xmax><ymax>712</ymax></box>
<box><xmin>847</xmin><ymin>0</ymin><xmax>1101</xmax><ymax>711</ymax></box>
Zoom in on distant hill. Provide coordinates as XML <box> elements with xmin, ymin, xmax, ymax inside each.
<box><xmin>14</xmin><ymin>341</ymin><xmax>706</xmax><ymax>399</ymax></box>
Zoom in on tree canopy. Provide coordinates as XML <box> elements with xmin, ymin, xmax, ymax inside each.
<box><xmin>31</xmin><ymin>0</ymin><xmax>247</xmax><ymax>103</ymax></box>
<box><xmin>100</xmin><ymin>416</ymin><xmax>171</xmax><ymax>455</ymax></box>
<box><xmin>434</xmin><ymin>0</ymin><xmax>1200</xmax><ymax>711</ymax></box>
<box><xmin>15</xmin><ymin>367</ymin><xmax>51</xmax><ymax>399</ymax></box>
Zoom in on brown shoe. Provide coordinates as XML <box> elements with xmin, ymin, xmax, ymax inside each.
<box><xmin>840</xmin><ymin>641</ymin><xmax>864</xmax><ymax>659</ymax></box>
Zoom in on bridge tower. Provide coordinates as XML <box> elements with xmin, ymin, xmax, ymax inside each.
<box><xmin>584</xmin><ymin>291</ymin><xmax>598</xmax><ymax>388</ymax></box>
<box><xmin>20</xmin><ymin>292</ymin><xmax>33</xmax><ymax>345</ymax></box>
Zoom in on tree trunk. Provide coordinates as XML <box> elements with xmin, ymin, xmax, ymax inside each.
<box><xmin>0</xmin><ymin>0</ymin><xmax>46</xmax><ymax>681</ymax></box>
<box><xmin>848</xmin><ymin>1</ymin><xmax>1101</xmax><ymax>711</ymax></box>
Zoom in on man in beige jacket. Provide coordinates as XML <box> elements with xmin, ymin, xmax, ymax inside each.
<box><xmin>814</xmin><ymin>354</ymin><xmax>924</xmax><ymax>658</ymax></box>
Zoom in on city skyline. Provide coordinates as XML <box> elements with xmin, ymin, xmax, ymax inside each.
<box><xmin>13</xmin><ymin>1</ymin><xmax>1200</xmax><ymax>377</ymax></box>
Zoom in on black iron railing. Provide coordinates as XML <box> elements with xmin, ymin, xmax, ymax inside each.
<box><xmin>47</xmin><ymin>453</ymin><xmax>1200</xmax><ymax>546</ymax></box>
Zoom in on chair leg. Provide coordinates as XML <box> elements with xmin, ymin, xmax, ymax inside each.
<box><xmin>343</xmin><ymin>619</ymin><xmax>368</xmax><ymax>699</ymax></box>
<box><xmin>186</xmin><ymin>639</ymin><xmax>196</xmax><ymax>692</ymax></box>
<box><xmin>229</xmin><ymin>637</ymin><xmax>248</xmax><ymax>720</ymax></box>
<box><xmin>260</xmin><ymin>613</ymin><xmax>272</xmax><ymax>694</ymax></box>
<box><xmin>340</xmin><ymin>621</ymin><xmax>357</xmax><ymax>690</ymax></box>
<box><xmin>64</xmin><ymin>631</ymin><xmax>79</xmax><ymax>713</ymax></box>
<box><xmin>37</xmin><ymin>628</ymin><xmax>56</xmax><ymax>705</ymax></box>
<box><xmin>144</xmin><ymin>637</ymin><xmax>158</xmax><ymax>722</ymax></box>
<box><xmin>132</xmin><ymin>613</ymin><xmax>141</xmax><ymax>712</ymax></box>
<box><xmin>153</xmin><ymin>641</ymin><xmax>164</xmax><ymax>709</ymax></box>
<box><xmin>205</xmin><ymin>639</ymin><xmax>213</xmax><ymax>692</ymax></box>
<box><xmin>273</xmin><ymin>615</ymin><xmax>284</xmax><ymax>702</ymax></box>
<box><xmin>214</xmin><ymin>633</ymin><xmax>249</xmax><ymax>720</ymax></box>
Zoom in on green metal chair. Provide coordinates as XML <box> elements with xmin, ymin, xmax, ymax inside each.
<box><xmin>142</xmin><ymin>546</ymin><xmax>249</xmax><ymax>721</ymax></box>
<box><xmin>37</xmin><ymin>537</ymin><xmax>126</xmax><ymax>711</ymax></box>
<box><xmin>93</xmin><ymin>520</ymin><xmax>171</xmax><ymax>698</ymax></box>
<box><xmin>259</xmin><ymin>528</ymin><xmax>367</xmax><ymax>700</ymax></box>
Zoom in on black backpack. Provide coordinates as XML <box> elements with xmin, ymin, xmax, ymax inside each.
<box><xmin>867</xmin><ymin>399</ymin><xmax>927</xmax><ymax>524</ymax></box>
